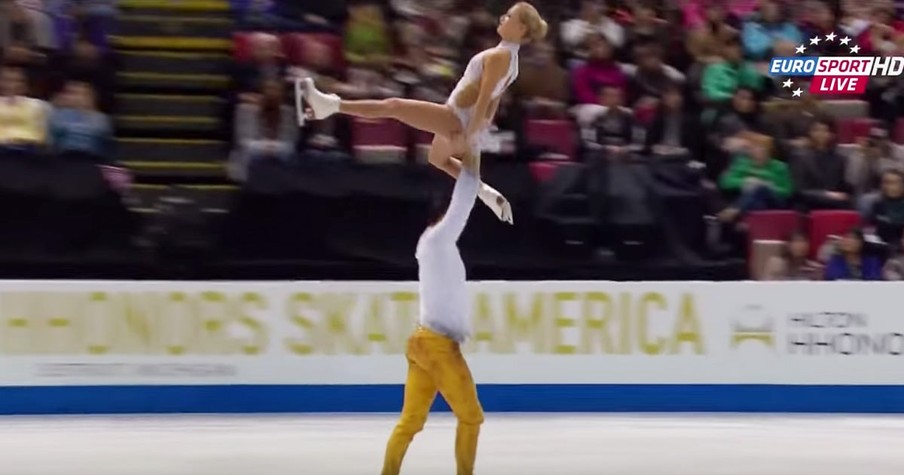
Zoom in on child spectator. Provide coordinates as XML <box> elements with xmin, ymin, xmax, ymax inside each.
<box><xmin>762</xmin><ymin>230</ymin><xmax>822</xmax><ymax>280</ymax></box>
<box><xmin>592</xmin><ymin>85</ymin><xmax>636</xmax><ymax>149</ymax></box>
<box><xmin>741</xmin><ymin>0</ymin><xmax>803</xmax><ymax>60</ymax></box>
<box><xmin>229</xmin><ymin>79</ymin><xmax>298</xmax><ymax>182</ymax></box>
<box><xmin>824</xmin><ymin>228</ymin><xmax>883</xmax><ymax>280</ymax></box>
<box><xmin>0</xmin><ymin>66</ymin><xmax>48</xmax><ymax>156</ymax></box>
<box><xmin>790</xmin><ymin>118</ymin><xmax>852</xmax><ymax>210</ymax></box>
<box><xmin>718</xmin><ymin>134</ymin><xmax>792</xmax><ymax>222</ymax></box>
<box><xmin>572</xmin><ymin>33</ymin><xmax>627</xmax><ymax>105</ymax></box>
<box><xmin>866</xmin><ymin>170</ymin><xmax>904</xmax><ymax>245</ymax></box>
<box><xmin>49</xmin><ymin>80</ymin><xmax>111</xmax><ymax>161</ymax></box>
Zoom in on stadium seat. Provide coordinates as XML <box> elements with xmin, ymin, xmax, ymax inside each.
<box><xmin>411</xmin><ymin>128</ymin><xmax>433</xmax><ymax>164</ymax></box>
<box><xmin>809</xmin><ymin>210</ymin><xmax>861</xmax><ymax>259</ymax></box>
<box><xmin>283</xmin><ymin>33</ymin><xmax>346</xmax><ymax>74</ymax></box>
<box><xmin>528</xmin><ymin>161</ymin><xmax>564</xmax><ymax>183</ymax></box>
<box><xmin>821</xmin><ymin>100</ymin><xmax>869</xmax><ymax>120</ymax></box>
<box><xmin>835</xmin><ymin>118</ymin><xmax>875</xmax><ymax>144</ymax></box>
<box><xmin>745</xmin><ymin>210</ymin><xmax>802</xmax><ymax>241</ymax></box>
<box><xmin>524</xmin><ymin>119</ymin><xmax>577</xmax><ymax>161</ymax></box>
<box><xmin>232</xmin><ymin>32</ymin><xmax>254</xmax><ymax>62</ymax></box>
<box><xmin>351</xmin><ymin>118</ymin><xmax>407</xmax><ymax>164</ymax></box>
<box><xmin>633</xmin><ymin>103</ymin><xmax>658</xmax><ymax>125</ymax></box>
<box><xmin>893</xmin><ymin>117</ymin><xmax>904</xmax><ymax>144</ymax></box>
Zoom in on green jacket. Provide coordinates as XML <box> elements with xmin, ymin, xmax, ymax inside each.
<box><xmin>720</xmin><ymin>156</ymin><xmax>793</xmax><ymax>198</ymax></box>
<box><xmin>701</xmin><ymin>61</ymin><xmax>763</xmax><ymax>102</ymax></box>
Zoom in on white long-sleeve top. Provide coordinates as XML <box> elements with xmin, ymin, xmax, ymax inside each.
<box><xmin>415</xmin><ymin>168</ymin><xmax>480</xmax><ymax>342</ymax></box>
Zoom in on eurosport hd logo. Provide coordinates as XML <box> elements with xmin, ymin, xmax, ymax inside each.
<box><xmin>768</xmin><ymin>33</ymin><xmax>904</xmax><ymax>96</ymax></box>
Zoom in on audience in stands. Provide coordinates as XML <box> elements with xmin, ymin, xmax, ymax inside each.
<box><xmin>762</xmin><ymin>230</ymin><xmax>822</xmax><ymax>280</ymax></box>
<box><xmin>847</xmin><ymin>126</ymin><xmax>904</xmax><ymax>213</ymax></box>
<box><xmin>623</xmin><ymin>42</ymin><xmax>685</xmax><ymax>108</ymax></box>
<box><xmin>591</xmin><ymin>85</ymin><xmax>636</xmax><ymax>150</ymax></box>
<box><xmin>865</xmin><ymin>170</ymin><xmax>904</xmax><ymax>245</ymax></box>
<box><xmin>572</xmin><ymin>33</ymin><xmax>627</xmax><ymax>105</ymax></box>
<box><xmin>686</xmin><ymin>1</ymin><xmax>739</xmax><ymax>65</ymax></box>
<box><xmin>0</xmin><ymin>0</ymin><xmax>46</xmax><ymax>66</ymax></box>
<box><xmin>741</xmin><ymin>0</ymin><xmax>802</xmax><ymax>60</ymax></box>
<box><xmin>235</xmin><ymin>32</ymin><xmax>287</xmax><ymax>103</ymax></box>
<box><xmin>49</xmin><ymin>80</ymin><xmax>111</xmax><ymax>162</ymax></box>
<box><xmin>644</xmin><ymin>83</ymin><xmax>701</xmax><ymax>157</ymax></box>
<box><xmin>511</xmin><ymin>40</ymin><xmax>569</xmax><ymax>118</ymax></box>
<box><xmin>824</xmin><ymin>228</ymin><xmax>883</xmax><ymax>280</ymax></box>
<box><xmin>800</xmin><ymin>0</ymin><xmax>843</xmax><ymax>56</ymax></box>
<box><xmin>701</xmin><ymin>38</ymin><xmax>762</xmax><ymax>107</ymax></box>
<box><xmin>790</xmin><ymin>118</ymin><xmax>851</xmax><ymax>210</ymax></box>
<box><xmin>561</xmin><ymin>0</ymin><xmax>625</xmax><ymax>57</ymax></box>
<box><xmin>621</xmin><ymin>0</ymin><xmax>668</xmax><ymax>58</ymax></box>
<box><xmin>718</xmin><ymin>134</ymin><xmax>792</xmax><ymax>222</ymax></box>
<box><xmin>0</xmin><ymin>66</ymin><xmax>48</xmax><ymax>156</ymax></box>
<box><xmin>230</xmin><ymin>79</ymin><xmax>298</xmax><ymax>182</ymax></box>
<box><xmin>881</xmin><ymin>233</ymin><xmax>904</xmax><ymax>280</ymax></box>
<box><xmin>344</xmin><ymin>2</ymin><xmax>391</xmax><ymax>68</ymax></box>
<box><xmin>707</xmin><ymin>87</ymin><xmax>763</xmax><ymax>177</ymax></box>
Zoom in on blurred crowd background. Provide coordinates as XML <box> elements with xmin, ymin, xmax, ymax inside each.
<box><xmin>0</xmin><ymin>0</ymin><xmax>903</xmax><ymax>281</ymax></box>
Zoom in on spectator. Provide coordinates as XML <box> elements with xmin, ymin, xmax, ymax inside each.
<box><xmin>686</xmin><ymin>1</ymin><xmax>740</xmax><ymax>64</ymax></box>
<box><xmin>234</xmin><ymin>32</ymin><xmax>287</xmax><ymax>103</ymax></box>
<box><xmin>0</xmin><ymin>66</ymin><xmax>48</xmax><ymax>155</ymax></box>
<box><xmin>644</xmin><ymin>83</ymin><xmax>701</xmax><ymax>157</ymax></box>
<box><xmin>854</xmin><ymin>7</ymin><xmax>904</xmax><ymax>56</ymax></box>
<box><xmin>882</xmin><ymin>233</ymin><xmax>904</xmax><ymax>280</ymax></box>
<box><xmin>824</xmin><ymin>228</ymin><xmax>883</xmax><ymax>280</ymax></box>
<box><xmin>774</xmin><ymin>89</ymin><xmax>822</xmax><ymax>146</ymax></box>
<box><xmin>622</xmin><ymin>0</ymin><xmax>668</xmax><ymax>56</ymax></box>
<box><xmin>708</xmin><ymin>87</ymin><xmax>763</xmax><ymax>176</ymax></box>
<box><xmin>762</xmin><ymin>230</ymin><xmax>822</xmax><ymax>280</ymax></box>
<box><xmin>0</xmin><ymin>0</ymin><xmax>44</xmax><ymax>66</ymax></box>
<box><xmin>11</xmin><ymin>0</ymin><xmax>55</xmax><ymax>51</ymax></box>
<box><xmin>866</xmin><ymin>170</ymin><xmax>904</xmax><ymax>245</ymax></box>
<box><xmin>572</xmin><ymin>33</ymin><xmax>627</xmax><ymax>105</ymax></box>
<box><xmin>701</xmin><ymin>38</ymin><xmax>762</xmax><ymax>105</ymax></box>
<box><xmin>229</xmin><ymin>79</ymin><xmax>298</xmax><ymax>182</ymax></box>
<box><xmin>511</xmin><ymin>40</ymin><xmax>569</xmax><ymax>117</ymax></box>
<box><xmin>344</xmin><ymin>2</ymin><xmax>392</xmax><ymax>67</ymax></box>
<box><xmin>561</xmin><ymin>0</ymin><xmax>625</xmax><ymax>56</ymax></box>
<box><xmin>624</xmin><ymin>41</ymin><xmax>685</xmax><ymax>107</ymax></box>
<box><xmin>801</xmin><ymin>0</ymin><xmax>843</xmax><ymax>56</ymax></box>
<box><xmin>790</xmin><ymin>118</ymin><xmax>852</xmax><ymax>210</ymax></box>
<box><xmin>592</xmin><ymin>85</ymin><xmax>635</xmax><ymax>149</ymax></box>
<box><xmin>54</xmin><ymin>0</ymin><xmax>114</xmax><ymax>53</ymax></box>
<box><xmin>683</xmin><ymin>0</ymin><xmax>756</xmax><ymax>30</ymax></box>
<box><xmin>741</xmin><ymin>0</ymin><xmax>803</xmax><ymax>60</ymax></box>
<box><xmin>846</xmin><ymin>126</ymin><xmax>904</xmax><ymax>213</ymax></box>
<box><xmin>49</xmin><ymin>80</ymin><xmax>111</xmax><ymax>161</ymax></box>
<box><xmin>718</xmin><ymin>134</ymin><xmax>792</xmax><ymax>222</ymax></box>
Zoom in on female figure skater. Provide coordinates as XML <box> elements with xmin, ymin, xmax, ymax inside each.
<box><xmin>383</xmin><ymin>144</ymin><xmax>482</xmax><ymax>475</ymax></box>
<box><xmin>302</xmin><ymin>2</ymin><xmax>549</xmax><ymax>225</ymax></box>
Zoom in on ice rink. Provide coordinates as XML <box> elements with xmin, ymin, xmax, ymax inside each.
<box><xmin>1</xmin><ymin>414</ymin><xmax>903</xmax><ymax>474</ymax></box>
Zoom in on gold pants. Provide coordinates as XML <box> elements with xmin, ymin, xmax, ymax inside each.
<box><xmin>381</xmin><ymin>326</ymin><xmax>484</xmax><ymax>475</ymax></box>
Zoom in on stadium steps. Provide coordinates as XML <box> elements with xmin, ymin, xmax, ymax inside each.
<box><xmin>113</xmin><ymin>0</ymin><xmax>234</xmax><ymax>179</ymax></box>
<box><xmin>117</xmin><ymin>138</ymin><xmax>227</xmax><ymax>162</ymax></box>
<box><xmin>130</xmin><ymin>184</ymin><xmax>237</xmax><ymax>214</ymax></box>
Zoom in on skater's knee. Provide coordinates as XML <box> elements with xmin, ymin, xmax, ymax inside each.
<box><xmin>396</xmin><ymin>413</ymin><xmax>428</xmax><ymax>435</ymax></box>
<box><xmin>456</xmin><ymin>407</ymin><xmax>484</xmax><ymax>427</ymax></box>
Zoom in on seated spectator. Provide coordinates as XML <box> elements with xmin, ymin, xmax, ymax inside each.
<box><xmin>234</xmin><ymin>33</ymin><xmax>287</xmax><ymax>103</ymax></box>
<box><xmin>344</xmin><ymin>2</ymin><xmax>392</xmax><ymax>68</ymax></box>
<box><xmin>701</xmin><ymin>38</ymin><xmax>762</xmax><ymax>106</ymax></box>
<box><xmin>854</xmin><ymin>7</ymin><xmax>904</xmax><ymax>56</ymax></box>
<box><xmin>882</xmin><ymin>233</ymin><xmax>904</xmax><ymax>280</ymax></box>
<box><xmin>572</xmin><ymin>33</ymin><xmax>627</xmax><ymax>105</ymax></box>
<box><xmin>622</xmin><ymin>0</ymin><xmax>668</xmax><ymax>56</ymax></box>
<box><xmin>591</xmin><ymin>85</ymin><xmax>636</xmax><ymax>150</ymax></box>
<box><xmin>511</xmin><ymin>40</ymin><xmax>569</xmax><ymax>118</ymax></box>
<box><xmin>801</xmin><ymin>1</ymin><xmax>844</xmax><ymax>56</ymax></box>
<box><xmin>790</xmin><ymin>118</ymin><xmax>852</xmax><ymax>211</ymax></box>
<box><xmin>824</xmin><ymin>228</ymin><xmax>883</xmax><ymax>280</ymax></box>
<box><xmin>644</xmin><ymin>83</ymin><xmax>701</xmax><ymax>157</ymax></box>
<box><xmin>686</xmin><ymin>1</ymin><xmax>740</xmax><ymax>64</ymax></box>
<box><xmin>54</xmin><ymin>0</ymin><xmax>114</xmax><ymax>53</ymax></box>
<box><xmin>49</xmin><ymin>81</ymin><xmax>111</xmax><ymax>162</ymax></box>
<box><xmin>229</xmin><ymin>79</ymin><xmax>298</xmax><ymax>182</ymax></box>
<box><xmin>846</xmin><ymin>126</ymin><xmax>904</xmax><ymax>214</ymax></box>
<box><xmin>718</xmin><ymin>134</ymin><xmax>792</xmax><ymax>222</ymax></box>
<box><xmin>741</xmin><ymin>0</ymin><xmax>802</xmax><ymax>60</ymax></box>
<box><xmin>0</xmin><ymin>0</ymin><xmax>45</xmax><ymax>66</ymax></box>
<box><xmin>0</xmin><ymin>65</ymin><xmax>48</xmax><ymax>155</ymax></box>
<box><xmin>623</xmin><ymin>42</ymin><xmax>685</xmax><ymax>108</ymax></box>
<box><xmin>561</xmin><ymin>0</ymin><xmax>625</xmax><ymax>57</ymax></box>
<box><xmin>11</xmin><ymin>0</ymin><xmax>55</xmax><ymax>51</ymax></box>
<box><xmin>707</xmin><ymin>87</ymin><xmax>763</xmax><ymax>177</ymax></box>
<box><xmin>683</xmin><ymin>0</ymin><xmax>755</xmax><ymax>30</ymax></box>
<box><xmin>774</xmin><ymin>90</ymin><xmax>821</xmax><ymax>147</ymax></box>
<box><xmin>866</xmin><ymin>170</ymin><xmax>904</xmax><ymax>245</ymax></box>
<box><xmin>762</xmin><ymin>230</ymin><xmax>822</xmax><ymax>280</ymax></box>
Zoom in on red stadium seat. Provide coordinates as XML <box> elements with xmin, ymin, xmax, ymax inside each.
<box><xmin>835</xmin><ymin>118</ymin><xmax>875</xmax><ymax>144</ymax></box>
<box><xmin>524</xmin><ymin>119</ymin><xmax>577</xmax><ymax>161</ymax></box>
<box><xmin>809</xmin><ymin>210</ymin><xmax>861</xmax><ymax>259</ymax></box>
<box><xmin>283</xmin><ymin>33</ymin><xmax>346</xmax><ymax>74</ymax></box>
<box><xmin>893</xmin><ymin>117</ymin><xmax>904</xmax><ymax>144</ymax></box>
<box><xmin>745</xmin><ymin>210</ymin><xmax>802</xmax><ymax>241</ymax></box>
<box><xmin>351</xmin><ymin>118</ymin><xmax>407</xmax><ymax>164</ymax></box>
<box><xmin>528</xmin><ymin>161</ymin><xmax>563</xmax><ymax>183</ymax></box>
<box><xmin>412</xmin><ymin>128</ymin><xmax>434</xmax><ymax>164</ymax></box>
<box><xmin>633</xmin><ymin>103</ymin><xmax>658</xmax><ymax>125</ymax></box>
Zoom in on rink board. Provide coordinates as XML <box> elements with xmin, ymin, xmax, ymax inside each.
<box><xmin>0</xmin><ymin>280</ymin><xmax>902</xmax><ymax>414</ymax></box>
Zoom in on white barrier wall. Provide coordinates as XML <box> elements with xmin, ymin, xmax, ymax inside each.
<box><xmin>0</xmin><ymin>280</ymin><xmax>902</xmax><ymax>414</ymax></box>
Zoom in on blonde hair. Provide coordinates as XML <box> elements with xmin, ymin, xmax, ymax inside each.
<box><xmin>515</xmin><ymin>2</ymin><xmax>548</xmax><ymax>42</ymax></box>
